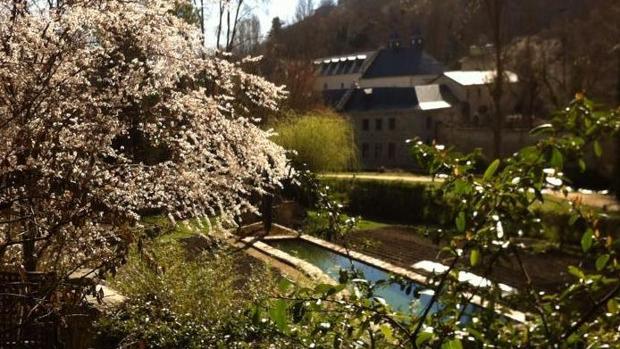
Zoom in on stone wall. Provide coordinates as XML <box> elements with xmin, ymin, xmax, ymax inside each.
<box><xmin>437</xmin><ymin>125</ymin><xmax>536</xmax><ymax>159</ymax></box>
<box><xmin>348</xmin><ymin>108</ymin><xmax>456</xmax><ymax>170</ymax></box>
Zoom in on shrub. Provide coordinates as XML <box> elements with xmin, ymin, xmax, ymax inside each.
<box><xmin>320</xmin><ymin>177</ymin><xmax>450</xmax><ymax>226</ymax></box>
<box><xmin>272</xmin><ymin>111</ymin><xmax>358</xmax><ymax>172</ymax></box>
<box><xmin>321</xmin><ymin>176</ymin><xmax>620</xmax><ymax>245</ymax></box>
<box><xmin>95</xmin><ymin>240</ymin><xmax>279</xmax><ymax>348</ymax></box>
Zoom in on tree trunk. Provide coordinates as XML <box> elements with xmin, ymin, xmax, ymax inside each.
<box><xmin>487</xmin><ymin>0</ymin><xmax>505</xmax><ymax>159</ymax></box>
<box><xmin>614</xmin><ymin>50</ymin><xmax>620</xmax><ymax>200</ymax></box>
<box><xmin>226</xmin><ymin>0</ymin><xmax>244</xmax><ymax>52</ymax></box>
<box><xmin>22</xmin><ymin>213</ymin><xmax>37</xmax><ymax>272</ymax></box>
<box><xmin>216</xmin><ymin>0</ymin><xmax>224</xmax><ymax>50</ymax></box>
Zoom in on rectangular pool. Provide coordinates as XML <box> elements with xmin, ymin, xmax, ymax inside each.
<box><xmin>270</xmin><ymin>239</ymin><xmax>462</xmax><ymax>316</ymax></box>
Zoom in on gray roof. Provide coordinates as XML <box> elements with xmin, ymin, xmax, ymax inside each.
<box><xmin>341</xmin><ymin>85</ymin><xmax>455</xmax><ymax>112</ymax></box>
<box><xmin>362</xmin><ymin>47</ymin><xmax>444</xmax><ymax>79</ymax></box>
<box><xmin>322</xmin><ymin>89</ymin><xmax>348</xmax><ymax>108</ymax></box>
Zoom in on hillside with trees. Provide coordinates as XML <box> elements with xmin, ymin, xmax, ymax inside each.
<box><xmin>259</xmin><ymin>0</ymin><xmax>620</xmax><ymax>111</ymax></box>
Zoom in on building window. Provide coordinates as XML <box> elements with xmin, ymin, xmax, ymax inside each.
<box><xmin>426</xmin><ymin>116</ymin><xmax>433</xmax><ymax>130</ymax></box>
<box><xmin>362</xmin><ymin>119</ymin><xmax>369</xmax><ymax>131</ymax></box>
<box><xmin>388</xmin><ymin>118</ymin><xmax>396</xmax><ymax>130</ymax></box>
<box><xmin>374</xmin><ymin>143</ymin><xmax>382</xmax><ymax>159</ymax></box>
<box><xmin>362</xmin><ymin>143</ymin><xmax>369</xmax><ymax>158</ymax></box>
<box><xmin>388</xmin><ymin>143</ymin><xmax>396</xmax><ymax>159</ymax></box>
<box><xmin>375</xmin><ymin>118</ymin><xmax>383</xmax><ymax>131</ymax></box>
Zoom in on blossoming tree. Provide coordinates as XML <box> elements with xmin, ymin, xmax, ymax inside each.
<box><xmin>0</xmin><ymin>0</ymin><xmax>288</xmax><ymax>278</ymax></box>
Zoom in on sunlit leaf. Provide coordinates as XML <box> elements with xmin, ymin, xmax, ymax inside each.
<box><xmin>278</xmin><ymin>278</ymin><xmax>292</xmax><ymax>293</ymax></box>
<box><xmin>578</xmin><ymin>159</ymin><xmax>587</xmax><ymax>172</ymax></box>
<box><xmin>470</xmin><ymin>249</ymin><xmax>480</xmax><ymax>267</ymax></box>
<box><xmin>608</xmin><ymin>299</ymin><xmax>619</xmax><ymax>314</ymax></box>
<box><xmin>456</xmin><ymin>211</ymin><xmax>466</xmax><ymax>232</ymax></box>
<box><xmin>416</xmin><ymin>332</ymin><xmax>433</xmax><ymax>347</ymax></box>
<box><xmin>442</xmin><ymin>338</ymin><xmax>463</xmax><ymax>349</ymax></box>
<box><xmin>595</xmin><ymin>254</ymin><xmax>610</xmax><ymax>271</ymax></box>
<box><xmin>380</xmin><ymin>324</ymin><xmax>394</xmax><ymax>341</ymax></box>
<box><xmin>530</xmin><ymin>123</ymin><xmax>554</xmax><ymax>135</ymax></box>
<box><xmin>568</xmin><ymin>266</ymin><xmax>585</xmax><ymax>279</ymax></box>
<box><xmin>269</xmin><ymin>299</ymin><xmax>288</xmax><ymax>332</ymax></box>
<box><xmin>550</xmin><ymin>148</ymin><xmax>563</xmax><ymax>168</ymax></box>
<box><xmin>484</xmin><ymin>159</ymin><xmax>501</xmax><ymax>180</ymax></box>
<box><xmin>581</xmin><ymin>229</ymin><xmax>594</xmax><ymax>252</ymax></box>
<box><xmin>594</xmin><ymin>141</ymin><xmax>603</xmax><ymax>157</ymax></box>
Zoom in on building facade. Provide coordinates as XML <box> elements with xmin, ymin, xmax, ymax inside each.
<box><xmin>314</xmin><ymin>34</ymin><xmax>527</xmax><ymax>169</ymax></box>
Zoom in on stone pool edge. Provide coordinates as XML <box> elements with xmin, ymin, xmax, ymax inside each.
<box><xmin>242</xmin><ymin>223</ymin><xmax>527</xmax><ymax>323</ymax></box>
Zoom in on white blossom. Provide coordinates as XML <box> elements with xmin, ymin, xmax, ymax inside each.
<box><xmin>0</xmin><ymin>0</ymin><xmax>288</xmax><ymax>274</ymax></box>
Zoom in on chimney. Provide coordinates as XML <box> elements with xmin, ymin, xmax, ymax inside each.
<box><xmin>411</xmin><ymin>26</ymin><xmax>424</xmax><ymax>50</ymax></box>
<box><xmin>388</xmin><ymin>32</ymin><xmax>402</xmax><ymax>50</ymax></box>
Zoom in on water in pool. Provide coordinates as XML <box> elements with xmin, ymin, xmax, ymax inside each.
<box><xmin>270</xmin><ymin>239</ymin><xmax>440</xmax><ymax>315</ymax></box>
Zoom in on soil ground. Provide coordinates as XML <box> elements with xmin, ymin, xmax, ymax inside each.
<box><xmin>338</xmin><ymin>225</ymin><xmax>581</xmax><ymax>291</ymax></box>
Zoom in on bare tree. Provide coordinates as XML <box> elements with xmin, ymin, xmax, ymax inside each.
<box><xmin>295</xmin><ymin>0</ymin><xmax>315</xmax><ymax>22</ymax></box>
<box><xmin>477</xmin><ymin>0</ymin><xmax>506</xmax><ymax>159</ymax></box>
<box><xmin>233</xmin><ymin>15</ymin><xmax>261</xmax><ymax>55</ymax></box>
<box><xmin>212</xmin><ymin>0</ymin><xmax>268</xmax><ymax>52</ymax></box>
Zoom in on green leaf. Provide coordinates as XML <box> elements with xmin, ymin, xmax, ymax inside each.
<box><xmin>568</xmin><ymin>265</ymin><xmax>585</xmax><ymax>279</ymax></box>
<box><xmin>278</xmin><ymin>278</ymin><xmax>292</xmax><ymax>293</ymax></box>
<box><xmin>581</xmin><ymin>229</ymin><xmax>594</xmax><ymax>252</ymax></box>
<box><xmin>415</xmin><ymin>332</ymin><xmax>434</xmax><ymax>347</ymax></box>
<box><xmin>607</xmin><ymin>299</ymin><xmax>619</xmax><ymax>314</ymax></box>
<box><xmin>529</xmin><ymin>123</ymin><xmax>553</xmax><ymax>135</ymax></box>
<box><xmin>470</xmin><ymin>249</ymin><xmax>481</xmax><ymax>267</ymax></box>
<box><xmin>456</xmin><ymin>211</ymin><xmax>466</xmax><ymax>232</ymax></box>
<box><xmin>484</xmin><ymin>159</ymin><xmax>501</xmax><ymax>180</ymax></box>
<box><xmin>594</xmin><ymin>141</ymin><xmax>603</xmax><ymax>157</ymax></box>
<box><xmin>578</xmin><ymin>159</ymin><xmax>587</xmax><ymax>172</ymax></box>
<box><xmin>442</xmin><ymin>339</ymin><xmax>463</xmax><ymax>349</ymax></box>
<box><xmin>595</xmin><ymin>254</ymin><xmax>610</xmax><ymax>271</ymax></box>
<box><xmin>550</xmin><ymin>148</ymin><xmax>564</xmax><ymax>168</ymax></box>
<box><xmin>380</xmin><ymin>324</ymin><xmax>394</xmax><ymax>341</ymax></box>
<box><xmin>269</xmin><ymin>299</ymin><xmax>288</xmax><ymax>332</ymax></box>
<box><xmin>314</xmin><ymin>283</ymin><xmax>335</xmax><ymax>294</ymax></box>
<box><xmin>453</xmin><ymin>179</ymin><xmax>470</xmax><ymax>195</ymax></box>
<box><xmin>568</xmin><ymin>214</ymin><xmax>579</xmax><ymax>226</ymax></box>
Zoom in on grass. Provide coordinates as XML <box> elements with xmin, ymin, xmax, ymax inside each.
<box><xmin>141</xmin><ymin>215</ymin><xmax>213</xmax><ymax>243</ymax></box>
<box><xmin>356</xmin><ymin>218</ymin><xmax>391</xmax><ymax>231</ymax></box>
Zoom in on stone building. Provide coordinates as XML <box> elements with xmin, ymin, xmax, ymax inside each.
<box><xmin>314</xmin><ymin>34</ymin><xmax>528</xmax><ymax>169</ymax></box>
<box><xmin>340</xmin><ymin>85</ymin><xmax>456</xmax><ymax>169</ymax></box>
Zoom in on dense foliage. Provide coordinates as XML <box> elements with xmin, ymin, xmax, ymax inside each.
<box><xmin>96</xmin><ymin>239</ymin><xmax>281</xmax><ymax>348</ymax></box>
<box><xmin>100</xmin><ymin>99</ymin><xmax>620</xmax><ymax>348</ymax></box>
<box><xmin>255</xmin><ymin>98</ymin><xmax>620</xmax><ymax>348</ymax></box>
<box><xmin>273</xmin><ymin>112</ymin><xmax>358</xmax><ymax>172</ymax></box>
<box><xmin>321</xmin><ymin>178</ymin><xmax>448</xmax><ymax>226</ymax></box>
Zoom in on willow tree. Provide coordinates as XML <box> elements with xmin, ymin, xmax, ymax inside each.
<box><xmin>0</xmin><ymin>0</ymin><xmax>288</xmax><ymax>277</ymax></box>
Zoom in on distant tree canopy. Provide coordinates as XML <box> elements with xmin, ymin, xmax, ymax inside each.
<box><xmin>272</xmin><ymin>112</ymin><xmax>358</xmax><ymax>172</ymax></box>
<box><xmin>259</xmin><ymin>0</ymin><xmax>620</xmax><ymax>109</ymax></box>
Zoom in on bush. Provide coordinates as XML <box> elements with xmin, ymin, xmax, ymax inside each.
<box><xmin>320</xmin><ymin>177</ymin><xmax>450</xmax><ymax>226</ymax></box>
<box><xmin>321</xmin><ymin>176</ymin><xmax>620</xmax><ymax>245</ymax></box>
<box><xmin>272</xmin><ymin>111</ymin><xmax>358</xmax><ymax>172</ymax></box>
<box><xmin>95</xmin><ymin>240</ymin><xmax>280</xmax><ymax>348</ymax></box>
